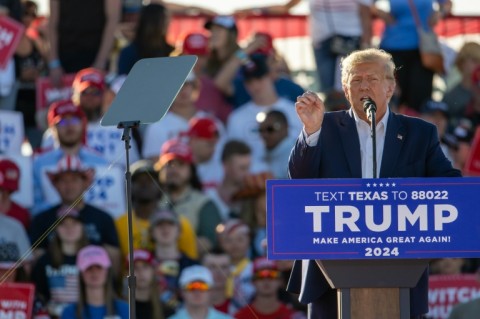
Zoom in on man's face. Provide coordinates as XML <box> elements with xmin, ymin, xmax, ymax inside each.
<box><xmin>53</xmin><ymin>115</ymin><xmax>84</xmax><ymax>147</ymax></box>
<box><xmin>244</xmin><ymin>76</ymin><xmax>269</xmax><ymax>99</ymax></box>
<box><xmin>53</xmin><ymin>172</ymin><xmax>89</xmax><ymax>204</ymax></box>
<box><xmin>132</xmin><ymin>172</ymin><xmax>160</xmax><ymax>203</ymax></box>
<box><xmin>202</xmin><ymin>254</ymin><xmax>231</xmax><ymax>287</ymax></box>
<box><xmin>343</xmin><ymin>62</ymin><xmax>395</xmax><ymax>123</ymax></box>
<box><xmin>220</xmin><ymin>231</ymin><xmax>250</xmax><ymax>262</ymax></box>
<box><xmin>223</xmin><ymin>154</ymin><xmax>251</xmax><ymax>186</ymax></box>
<box><xmin>158</xmin><ymin>159</ymin><xmax>191</xmax><ymax>190</ymax></box>
<box><xmin>79</xmin><ymin>86</ymin><xmax>104</xmax><ymax>113</ymax></box>
<box><xmin>190</xmin><ymin>137</ymin><xmax>217</xmax><ymax>164</ymax></box>
<box><xmin>259</xmin><ymin>116</ymin><xmax>288</xmax><ymax>150</ymax></box>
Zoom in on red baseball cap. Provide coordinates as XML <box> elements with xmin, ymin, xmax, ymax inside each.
<box><xmin>0</xmin><ymin>159</ymin><xmax>20</xmax><ymax>192</ymax></box>
<box><xmin>187</xmin><ymin>117</ymin><xmax>218</xmax><ymax>139</ymax></box>
<box><xmin>181</xmin><ymin>33</ymin><xmax>209</xmax><ymax>56</ymax></box>
<box><xmin>127</xmin><ymin>249</ymin><xmax>155</xmax><ymax>266</ymax></box>
<box><xmin>47</xmin><ymin>99</ymin><xmax>86</xmax><ymax>127</ymax></box>
<box><xmin>253</xmin><ymin>257</ymin><xmax>278</xmax><ymax>273</ymax></box>
<box><xmin>73</xmin><ymin>68</ymin><xmax>105</xmax><ymax>93</ymax></box>
<box><xmin>154</xmin><ymin>139</ymin><xmax>193</xmax><ymax>171</ymax></box>
<box><xmin>252</xmin><ymin>32</ymin><xmax>274</xmax><ymax>56</ymax></box>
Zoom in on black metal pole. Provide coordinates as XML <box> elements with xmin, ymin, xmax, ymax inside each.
<box><xmin>119</xmin><ymin>120</ymin><xmax>140</xmax><ymax>319</ymax></box>
<box><xmin>370</xmin><ymin>112</ymin><xmax>377</xmax><ymax>179</ymax></box>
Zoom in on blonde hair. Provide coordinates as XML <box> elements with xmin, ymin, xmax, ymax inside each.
<box><xmin>455</xmin><ymin>42</ymin><xmax>480</xmax><ymax>69</ymax></box>
<box><xmin>341</xmin><ymin>48</ymin><xmax>396</xmax><ymax>86</ymax></box>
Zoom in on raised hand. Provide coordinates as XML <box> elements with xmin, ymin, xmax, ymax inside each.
<box><xmin>295</xmin><ymin>91</ymin><xmax>325</xmax><ymax>135</ymax></box>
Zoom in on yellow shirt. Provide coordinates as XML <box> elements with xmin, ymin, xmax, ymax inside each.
<box><xmin>115</xmin><ymin>211</ymin><xmax>198</xmax><ymax>260</ymax></box>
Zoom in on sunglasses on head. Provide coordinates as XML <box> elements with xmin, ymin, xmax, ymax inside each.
<box><xmin>56</xmin><ymin>117</ymin><xmax>82</xmax><ymax>127</ymax></box>
<box><xmin>184</xmin><ymin>281</ymin><xmax>209</xmax><ymax>291</ymax></box>
<box><xmin>253</xmin><ymin>269</ymin><xmax>280</xmax><ymax>280</ymax></box>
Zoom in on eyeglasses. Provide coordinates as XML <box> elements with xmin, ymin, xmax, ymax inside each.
<box><xmin>184</xmin><ymin>281</ymin><xmax>209</xmax><ymax>291</ymax></box>
<box><xmin>258</xmin><ymin>123</ymin><xmax>282</xmax><ymax>134</ymax></box>
<box><xmin>56</xmin><ymin>117</ymin><xmax>82</xmax><ymax>127</ymax></box>
<box><xmin>253</xmin><ymin>269</ymin><xmax>280</xmax><ymax>280</ymax></box>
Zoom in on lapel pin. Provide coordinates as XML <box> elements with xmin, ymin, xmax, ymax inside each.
<box><xmin>397</xmin><ymin>134</ymin><xmax>403</xmax><ymax>140</ymax></box>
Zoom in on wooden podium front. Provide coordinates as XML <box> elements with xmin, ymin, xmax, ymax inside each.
<box><xmin>316</xmin><ymin>259</ymin><xmax>428</xmax><ymax>319</ymax></box>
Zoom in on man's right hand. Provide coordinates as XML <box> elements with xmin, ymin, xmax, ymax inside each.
<box><xmin>296</xmin><ymin>91</ymin><xmax>325</xmax><ymax>135</ymax></box>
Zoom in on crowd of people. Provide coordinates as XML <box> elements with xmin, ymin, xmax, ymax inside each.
<box><xmin>0</xmin><ymin>0</ymin><xmax>480</xmax><ymax>319</ymax></box>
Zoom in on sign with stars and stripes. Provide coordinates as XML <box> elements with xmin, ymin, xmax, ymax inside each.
<box><xmin>266</xmin><ymin>177</ymin><xmax>480</xmax><ymax>260</ymax></box>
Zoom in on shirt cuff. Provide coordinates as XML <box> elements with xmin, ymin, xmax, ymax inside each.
<box><xmin>302</xmin><ymin>128</ymin><xmax>321</xmax><ymax>146</ymax></box>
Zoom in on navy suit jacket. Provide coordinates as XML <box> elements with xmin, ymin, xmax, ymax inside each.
<box><xmin>286</xmin><ymin>109</ymin><xmax>461</xmax><ymax>317</ymax></box>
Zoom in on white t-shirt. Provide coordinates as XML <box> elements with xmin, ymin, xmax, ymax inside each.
<box><xmin>309</xmin><ymin>0</ymin><xmax>373</xmax><ymax>43</ymax></box>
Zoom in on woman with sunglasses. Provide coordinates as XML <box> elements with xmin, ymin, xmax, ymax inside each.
<box><xmin>60</xmin><ymin>245</ymin><xmax>128</xmax><ymax>319</ymax></box>
<box><xmin>170</xmin><ymin>265</ymin><xmax>232</xmax><ymax>319</ymax></box>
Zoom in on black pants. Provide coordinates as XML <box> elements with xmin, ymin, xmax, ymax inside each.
<box><xmin>384</xmin><ymin>48</ymin><xmax>434</xmax><ymax>112</ymax></box>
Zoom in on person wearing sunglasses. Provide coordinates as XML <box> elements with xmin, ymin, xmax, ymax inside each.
<box><xmin>257</xmin><ymin>110</ymin><xmax>295</xmax><ymax>179</ymax></box>
<box><xmin>170</xmin><ymin>265</ymin><xmax>233</xmax><ymax>319</ymax></box>
<box><xmin>234</xmin><ymin>257</ymin><xmax>295</xmax><ymax>319</ymax></box>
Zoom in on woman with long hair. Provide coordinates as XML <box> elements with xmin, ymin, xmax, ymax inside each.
<box><xmin>60</xmin><ymin>245</ymin><xmax>128</xmax><ymax>319</ymax></box>
<box><xmin>129</xmin><ymin>249</ymin><xmax>173</xmax><ymax>319</ymax></box>
<box><xmin>31</xmin><ymin>207</ymin><xmax>89</xmax><ymax>318</ymax></box>
<box><xmin>117</xmin><ymin>3</ymin><xmax>174</xmax><ymax>75</ymax></box>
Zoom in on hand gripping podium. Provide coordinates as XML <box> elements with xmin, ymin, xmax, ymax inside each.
<box><xmin>266</xmin><ymin>177</ymin><xmax>480</xmax><ymax>319</ymax></box>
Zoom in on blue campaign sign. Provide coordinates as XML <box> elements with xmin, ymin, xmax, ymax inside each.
<box><xmin>267</xmin><ymin>177</ymin><xmax>480</xmax><ymax>260</ymax></box>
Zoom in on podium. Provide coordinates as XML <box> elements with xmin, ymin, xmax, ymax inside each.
<box><xmin>266</xmin><ymin>177</ymin><xmax>480</xmax><ymax>319</ymax></box>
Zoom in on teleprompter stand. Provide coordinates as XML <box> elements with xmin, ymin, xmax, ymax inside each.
<box><xmin>101</xmin><ymin>56</ymin><xmax>197</xmax><ymax>319</ymax></box>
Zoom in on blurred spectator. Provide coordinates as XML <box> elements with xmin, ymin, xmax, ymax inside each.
<box><xmin>430</xmin><ymin>258</ymin><xmax>467</xmax><ymax>275</ymax></box>
<box><xmin>174</xmin><ymin>32</ymin><xmax>210</xmax><ymax>77</ymax></box>
<box><xmin>463</xmin><ymin>65</ymin><xmax>480</xmax><ymax>128</ymax></box>
<box><xmin>236</xmin><ymin>0</ymin><xmax>372</xmax><ymax>94</ymax></box>
<box><xmin>197</xmin><ymin>15</ymin><xmax>265</xmax><ymax>123</ymax></box>
<box><xmin>30</xmin><ymin>155</ymin><xmax>120</xmax><ymax>271</ymax></box>
<box><xmin>14</xmin><ymin>0</ymin><xmax>48</xmax><ymax>148</ymax></box>
<box><xmin>446</xmin><ymin>118</ymin><xmax>474</xmax><ymax>173</ymax></box>
<box><xmin>43</xmin><ymin>68</ymin><xmax>140</xmax><ymax>167</ymax></box>
<box><xmin>47</xmin><ymin>0</ymin><xmax>121</xmax><ymax>85</ymax></box>
<box><xmin>216</xmin><ymin>219</ymin><xmax>255</xmax><ymax>312</ymax></box>
<box><xmin>226</xmin><ymin>54</ymin><xmax>301</xmax><ymax>170</ymax></box>
<box><xmin>117</xmin><ymin>3</ymin><xmax>174</xmax><ymax>75</ymax></box>
<box><xmin>448</xmin><ymin>285</ymin><xmax>480</xmax><ymax>319</ymax></box>
<box><xmin>443</xmin><ymin>42</ymin><xmax>480</xmax><ymax>125</ymax></box>
<box><xmin>156</xmin><ymin>139</ymin><xmax>222</xmax><ymax>255</ymax></box>
<box><xmin>0</xmin><ymin>0</ymin><xmax>22</xmax><ymax>112</ymax></box>
<box><xmin>257</xmin><ymin>110</ymin><xmax>295</xmax><ymax>179</ymax></box>
<box><xmin>234</xmin><ymin>257</ymin><xmax>296</xmax><ymax>319</ymax></box>
<box><xmin>374</xmin><ymin>0</ymin><xmax>452</xmax><ymax>111</ymax></box>
<box><xmin>230</xmin><ymin>32</ymin><xmax>304</xmax><ymax>109</ymax></box>
<box><xmin>170</xmin><ymin>265</ymin><xmax>232</xmax><ymax>319</ymax></box>
<box><xmin>0</xmin><ymin>213</ymin><xmax>32</xmax><ymax>272</ymax></box>
<box><xmin>32</xmin><ymin>100</ymin><xmax>107</xmax><ymax>214</ymax></box>
<box><xmin>202</xmin><ymin>249</ymin><xmax>234</xmax><ymax>315</ymax></box>
<box><xmin>205</xmin><ymin>141</ymin><xmax>252</xmax><ymax>220</ymax></box>
<box><xmin>115</xmin><ymin>159</ymin><xmax>198</xmax><ymax>261</ymax></box>
<box><xmin>186</xmin><ymin>117</ymin><xmax>223</xmax><ymax>190</ymax></box>
<box><xmin>129</xmin><ymin>249</ymin><xmax>174</xmax><ymax>318</ymax></box>
<box><xmin>0</xmin><ymin>158</ymin><xmax>30</xmax><ymax>229</ymax></box>
<box><xmin>142</xmin><ymin>72</ymin><xmax>217</xmax><ymax>161</ymax></box>
<box><xmin>150</xmin><ymin>208</ymin><xmax>198</xmax><ymax>310</ymax></box>
<box><xmin>31</xmin><ymin>207</ymin><xmax>88</xmax><ymax>317</ymax></box>
<box><xmin>60</xmin><ymin>245</ymin><xmax>128</xmax><ymax>319</ymax></box>
<box><xmin>419</xmin><ymin>100</ymin><xmax>452</xmax><ymax>161</ymax></box>
<box><xmin>233</xmin><ymin>172</ymin><xmax>273</xmax><ymax>259</ymax></box>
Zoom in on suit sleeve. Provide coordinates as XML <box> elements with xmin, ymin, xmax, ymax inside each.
<box><xmin>288</xmin><ymin>133</ymin><xmax>322</xmax><ymax>179</ymax></box>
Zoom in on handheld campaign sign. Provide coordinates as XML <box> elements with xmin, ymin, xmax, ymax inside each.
<box><xmin>101</xmin><ymin>56</ymin><xmax>197</xmax><ymax>127</ymax></box>
<box><xmin>267</xmin><ymin>177</ymin><xmax>480</xmax><ymax>260</ymax></box>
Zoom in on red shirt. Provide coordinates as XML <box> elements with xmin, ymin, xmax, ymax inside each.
<box><xmin>234</xmin><ymin>303</ymin><xmax>295</xmax><ymax>319</ymax></box>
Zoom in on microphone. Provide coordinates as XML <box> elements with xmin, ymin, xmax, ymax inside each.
<box><xmin>362</xmin><ymin>98</ymin><xmax>377</xmax><ymax>121</ymax></box>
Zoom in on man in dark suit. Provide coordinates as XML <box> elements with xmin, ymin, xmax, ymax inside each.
<box><xmin>286</xmin><ymin>48</ymin><xmax>461</xmax><ymax>319</ymax></box>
